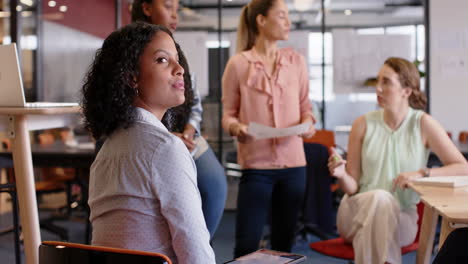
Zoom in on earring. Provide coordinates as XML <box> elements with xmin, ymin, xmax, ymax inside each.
<box><xmin>135</xmin><ymin>88</ymin><xmax>139</xmax><ymax>97</ymax></box>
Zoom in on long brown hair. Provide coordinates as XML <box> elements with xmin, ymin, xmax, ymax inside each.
<box><xmin>384</xmin><ymin>57</ymin><xmax>427</xmax><ymax>110</ymax></box>
<box><xmin>236</xmin><ymin>0</ymin><xmax>277</xmax><ymax>53</ymax></box>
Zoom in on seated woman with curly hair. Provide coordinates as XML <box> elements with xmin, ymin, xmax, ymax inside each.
<box><xmin>81</xmin><ymin>22</ymin><xmax>215</xmax><ymax>264</ymax></box>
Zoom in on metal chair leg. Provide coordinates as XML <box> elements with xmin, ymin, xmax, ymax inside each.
<box><xmin>10</xmin><ymin>189</ymin><xmax>22</xmax><ymax>264</ymax></box>
<box><xmin>0</xmin><ymin>183</ymin><xmax>22</xmax><ymax>264</ymax></box>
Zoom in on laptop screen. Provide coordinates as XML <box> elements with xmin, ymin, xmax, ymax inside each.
<box><xmin>0</xmin><ymin>43</ymin><xmax>78</xmax><ymax>108</ymax></box>
<box><xmin>0</xmin><ymin>43</ymin><xmax>28</xmax><ymax>107</ymax></box>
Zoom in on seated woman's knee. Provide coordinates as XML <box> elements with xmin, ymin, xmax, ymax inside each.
<box><xmin>367</xmin><ymin>189</ymin><xmax>397</xmax><ymax>207</ymax></box>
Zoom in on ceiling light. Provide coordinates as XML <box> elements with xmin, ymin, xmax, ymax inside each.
<box><xmin>20</xmin><ymin>0</ymin><xmax>34</xmax><ymax>6</ymax></box>
<box><xmin>294</xmin><ymin>0</ymin><xmax>315</xmax><ymax>12</ymax></box>
<box><xmin>0</xmin><ymin>11</ymin><xmax>9</xmax><ymax>18</ymax></box>
<box><xmin>48</xmin><ymin>1</ymin><xmax>57</xmax><ymax>7</ymax></box>
<box><xmin>16</xmin><ymin>5</ymin><xmax>23</xmax><ymax>12</ymax></box>
<box><xmin>344</xmin><ymin>9</ymin><xmax>352</xmax><ymax>15</ymax></box>
<box><xmin>59</xmin><ymin>5</ymin><xmax>68</xmax><ymax>12</ymax></box>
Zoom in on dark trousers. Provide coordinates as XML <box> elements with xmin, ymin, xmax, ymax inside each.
<box><xmin>433</xmin><ymin>227</ymin><xmax>468</xmax><ymax>264</ymax></box>
<box><xmin>302</xmin><ymin>143</ymin><xmax>334</xmax><ymax>233</ymax></box>
<box><xmin>234</xmin><ymin>167</ymin><xmax>306</xmax><ymax>258</ymax></box>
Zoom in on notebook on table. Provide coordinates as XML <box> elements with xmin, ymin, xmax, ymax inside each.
<box><xmin>224</xmin><ymin>249</ymin><xmax>306</xmax><ymax>264</ymax></box>
<box><xmin>413</xmin><ymin>176</ymin><xmax>468</xmax><ymax>188</ymax></box>
<box><xmin>0</xmin><ymin>43</ymin><xmax>78</xmax><ymax>108</ymax></box>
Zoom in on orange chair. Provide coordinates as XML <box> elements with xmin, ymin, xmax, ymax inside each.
<box><xmin>303</xmin><ymin>129</ymin><xmax>340</xmax><ymax>192</ymax></box>
<box><xmin>300</xmin><ymin>130</ymin><xmax>339</xmax><ymax>239</ymax></box>
<box><xmin>39</xmin><ymin>241</ymin><xmax>172</xmax><ymax>264</ymax></box>
<box><xmin>459</xmin><ymin>131</ymin><xmax>468</xmax><ymax>143</ymax></box>
<box><xmin>310</xmin><ymin>202</ymin><xmax>425</xmax><ymax>262</ymax></box>
<box><xmin>303</xmin><ymin>129</ymin><xmax>336</xmax><ymax>149</ymax></box>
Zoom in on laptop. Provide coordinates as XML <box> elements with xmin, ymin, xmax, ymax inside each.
<box><xmin>0</xmin><ymin>43</ymin><xmax>78</xmax><ymax>108</ymax></box>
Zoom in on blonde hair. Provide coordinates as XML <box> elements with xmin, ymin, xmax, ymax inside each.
<box><xmin>236</xmin><ymin>0</ymin><xmax>277</xmax><ymax>53</ymax></box>
<box><xmin>384</xmin><ymin>57</ymin><xmax>427</xmax><ymax>110</ymax></box>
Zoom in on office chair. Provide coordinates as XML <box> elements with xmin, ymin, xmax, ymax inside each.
<box><xmin>299</xmin><ymin>130</ymin><xmax>340</xmax><ymax>240</ymax></box>
<box><xmin>310</xmin><ymin>202</ymin><xmax>424</xmax><ymax>263</ymax></box>
<box><xmin>459</xmin><ymin>131</ymin><xmax>468</xmax><ymax>143</ymax></box>
<box><xmin>0</xmin><ymin>181</ymin><xmax>21</xmax><ymax>264</ymax></box>
<box><xmin>2</xmin><ymin>136</ymin><xmax>74</xmax><ymax>240</ymax></box>
<box><xmin>39</xmin><ymin>241</ymin><xmax>172</xmax><ymax>264</ymax></box>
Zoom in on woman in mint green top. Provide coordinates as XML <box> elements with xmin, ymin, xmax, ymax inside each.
<box><xmin>328</xmin><ymin>57</ymin><xmax>468</xmax><ymax>264</ymax></box>
<box><xmin>360</xmin><ymin>107</ymin><xmax>429</xmax><ymax>211</ymax></box>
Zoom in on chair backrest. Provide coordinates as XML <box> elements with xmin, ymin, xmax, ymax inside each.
<box><xmin>459</xmin><ymin>131</ymin><xmax>468</xmax><ymax>143</ymax></box>
<box><xmin>39</xmin><ymin>241</ymin><xmax>172</xmax><ymax>264</ymax></box>
<box><xmin>303</xmin><ymin>130</ymin><xmax>335</xmax><ymax>149</ymax></box>
<box><xmin>1</xmin><ymin>138</ymin><xmax>11</xmax><ymax>150</ymax></box>
<box><xmin>38</xmin><ymin>132</ymin><xmax>55</xmax><ymax>145</ymax></box>
<box><xmin>413</xmin><ymin>201</ymin><xmax>425</xmax><ymax>243</ymax></box>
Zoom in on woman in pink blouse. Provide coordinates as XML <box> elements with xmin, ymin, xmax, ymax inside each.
<box><xmin>222</xmin><ymin>0</ymin><xmax>316</xmax><ymax>257</ymax></box>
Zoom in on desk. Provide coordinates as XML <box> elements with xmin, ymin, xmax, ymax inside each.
<box><xmin>408</xmin><ymin>182</ymin><xmax>468</xmax><ymax>264</ymax></box>
<box><xmin>0</xmin><ymin>106</ymin><xmax>80</xmax><ymax>264</ymax></box>
<box><xmin>0</xmin><ymin>141</ymin><xmax>95</xmax><ymax>169</ymax></box>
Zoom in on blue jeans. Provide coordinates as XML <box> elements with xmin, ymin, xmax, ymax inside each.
<box><xmin>234</xmin><ymin>167</ymin><xmax>306</xmax><ymax>258</ymax></box>
<box><xmin>195</xmin><ymin>146</ymin><xmax>227</xmax><ymax>238</ymax></box>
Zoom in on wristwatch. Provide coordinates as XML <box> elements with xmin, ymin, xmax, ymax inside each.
<box><xmin>423</xmin><ymin>168</ymin><xmax>431</xmax><ymax>178</ymax></box>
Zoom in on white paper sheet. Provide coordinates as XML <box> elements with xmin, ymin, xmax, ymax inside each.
<box><xmin>247</xmin><ymin>122</ymin><xmax>311</xmax><ymax>140</ymax></box>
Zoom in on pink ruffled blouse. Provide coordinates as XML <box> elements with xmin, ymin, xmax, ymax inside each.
<box><xmin>222</xmin><ymin>48</ymin><xmax>313</xmax><ymax>169</ymax></box>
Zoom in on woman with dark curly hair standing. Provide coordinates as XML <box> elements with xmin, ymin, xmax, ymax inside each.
<box><xmin>82</xmin><ymin>22</ymin><xmax>215</xmax><ymax>264</ymax></box>
<box><xmin>131</xmin><ymin>0</ymin><xmax>227</xmax><ymax>239</ymax></box>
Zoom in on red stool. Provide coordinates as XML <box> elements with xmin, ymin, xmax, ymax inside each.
<box><xmin>310</xmin><ymin>202</ymin><xmax>424</xmax><ymax>262</ymax></box>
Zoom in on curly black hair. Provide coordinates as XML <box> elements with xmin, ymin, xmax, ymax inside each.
<box><xmin>131</xmin><ymin>0</ymin><xmax>152</xmax><ymax>23</ymax></box>
<box><xmin>132</xmin><ymin>0</ymin><xmax>195</xmax><ymax>133</ymax></box>
<box><xmin>81</xmin><ymin>22</ymin><xmax>179</xmax><ymax>140</ymax></box>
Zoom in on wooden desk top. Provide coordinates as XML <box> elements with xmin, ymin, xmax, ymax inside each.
<box><xmin>409</xmin><ymin>182</ymin><xmax>468</xmax><ymax>223</ymax></box>
<box><xmin>0</xmin><ymin>106</ymin><xmax>81</xmax><ymax>115</ymax></box>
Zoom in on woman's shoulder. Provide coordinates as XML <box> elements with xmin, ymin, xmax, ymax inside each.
<box><xmin>224</xmin><ymin>52</ymin><xmax>249</xmax><ymax>73</ymax></box>
<box><xmin>126</xmin><ymin>122</ymin><xmax>180</xmax><ymax>150</ymax></box>
<box><xmin>135</xmin><ymin>126</ymin><xmax>193</xmax><ymax>165</ymax></box>
<box><xmin>230</xmin><ymin>51</ymin><xmax>250</xmax><ymax>63</ymax></box>
<box><xmin>418</xmin><ymin>111</ymin><xmax>442</xmax><ymax>133</ymax></box>
<box><xmin>364</xmin><ymin>109</ymin><xmax>382</xmax><ymax>122</ymax></box>
<box><xmin>351</xmin><ymin>115</ymin><xmax>367</xmax><ymax>135</ymax></box>
<box><xmin>410</xmin><ymin>108</ymin><xmax>426</xmax><ymax>121</ymax></box>
<box><xmin>278</xmin><ymin>47</ymin><xmax>305</xmax><ymax>64</ymax></box>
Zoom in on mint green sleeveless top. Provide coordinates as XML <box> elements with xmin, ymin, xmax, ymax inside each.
<box><xmin>359</xmin><ymin>108</ymin><xmax>429</xmax><ymax>211</ymax></box>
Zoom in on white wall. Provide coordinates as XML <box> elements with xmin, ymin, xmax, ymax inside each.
<box><xmin>333</xmin><ymin>29</ymin><xmax>412</xmax><ymax>94</ymax></box>
<box><xmin>430</xmin><ymin>0</ymin><xmax>468</xmax><ymax>137</ymax></box>
<box><xmin>174</xmin><ymin>32</ymin><xmax>209</xmax><ymax>97</ymax></box>
<box><xmin>43</xmin><ymin>21</ymin><xmax>103</xmax><ymax>102</ymax></box>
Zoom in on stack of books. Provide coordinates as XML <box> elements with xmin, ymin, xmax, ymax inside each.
<box><xmin>413</xmin><ymin>176</ymin><xmax>468</xmax><ymax>187</ymax></box>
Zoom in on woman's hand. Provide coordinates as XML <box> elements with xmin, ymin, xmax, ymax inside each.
<box><xmin>230</xmin><ymin>123</ymin><xmax>255</xmax><ymax>144</ymax></box>
<box><xmin>392</xmin><ymin>170</ymin><xmax>424</xmax><ymax>192</ymax></box>
<box><xmin>300</xmin><ymin>121</ymin><xmax>316</xmax><ymax>139</ymax></box>
<box><xmin>299</xmin><ymin>116</ymin><xmax>317</xmax><ymax>139</ymax></box>
<box><xmin>173</xmin><ymin>124</ymin><xmax>197</xmax><ymax>152</ymax></box>
<box><xmin>328</xmin><ymin>147</ymin><xmax>347</xmax><ymax>179</ymax></box>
